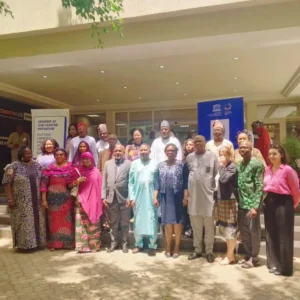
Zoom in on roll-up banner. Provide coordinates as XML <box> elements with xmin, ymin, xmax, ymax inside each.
<box><xmin>31</xmin><ymin>109</ymin><xmax>69</xmax><ymax>159</ymax></box>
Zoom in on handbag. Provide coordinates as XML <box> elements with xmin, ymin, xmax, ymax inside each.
<box><xmin>71</xmin><ymin>168</ymin><xmax>81</xmax><ymax>198</ymax></box>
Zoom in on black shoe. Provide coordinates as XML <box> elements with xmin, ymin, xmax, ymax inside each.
<box><xmin>107</xmin><ymin>246</ymin><xmax>116</xmax><ymax>253</ymax></box>
<box><xmin>122</xmin><ymin>244</ymin><xmax>129</xmax><ymax>254</ymax></box>
<box><xmin>148</xmin><ymin>249</ymin><xmax>156</xmax><ymax>256</ymax></box>
<box><xmin>188</xmin><ymin>252</ymin><xmax>202</xmax><ymax>260</ymax></box>
<box><xmin>206</xmin><ymin>253</ymin><xmax>215</xmax><ymax>263</ymax></box>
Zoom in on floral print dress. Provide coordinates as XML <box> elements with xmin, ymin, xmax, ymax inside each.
<box><xmin>2</xmin><ymin>161</ymin><xmax>46</xmax><ymax>250</ymax></box>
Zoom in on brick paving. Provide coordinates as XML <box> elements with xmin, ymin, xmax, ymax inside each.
<box><xmin>0</xmin><ymin>238</ymin><xmax>300</xmax><ymax>300</ymax></box>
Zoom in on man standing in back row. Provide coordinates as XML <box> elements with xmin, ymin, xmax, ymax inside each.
<box><xmin>185</xmin><ymin>135</ymin><xmax>218</xmax><ymax>263</ymax></box>
<box><xmin>237</xmin><ymin>140</ymin><xmax>264</xmax><ymax>269</ymax></box>
<box><xmin>68</xmin><ymin>122</ymin><xmax>98</xmax><ymax>165</ymax></box>
<box><xmin>150</xmin><ymin>120</ymin><xmax>182</xmax><ymax>164</ymax></box>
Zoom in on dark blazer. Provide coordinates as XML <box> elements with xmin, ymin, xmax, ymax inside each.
<box><xmin>219</xmin><ymin>161</ymin><xmax>238</xmax><ymax>200</ymax></box>
<box><xmin>102</xmin><ymin>158</ymin><xmax>131</xmax><ymax>204</ymax></box>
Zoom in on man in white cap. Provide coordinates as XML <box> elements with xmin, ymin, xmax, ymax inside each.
<box><xmin>206</xmin><ymin>120</ymin><xmax>234</xmax><ymax>159</ymax></box>
<box><xmin>150</xmin><ymin>120</ymin><xmax>182</xmax><ymax>164</ymax></box>
<box><xmin>96</xmin><ymin>124</ymin><xmax>120</xmax><ymax>153</ymax></box>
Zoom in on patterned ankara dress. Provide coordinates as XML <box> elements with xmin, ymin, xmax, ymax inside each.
<box><xmin>2</xmin><ymin>161</ymin><xmax>46</xmax><ymax>250</ymax></box>
<box><xmin>41</xmin><ymin>163</ymin><xmax>75</xmax><ymax>249</ymax></box>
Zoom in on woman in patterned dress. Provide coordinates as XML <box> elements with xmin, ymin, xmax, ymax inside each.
<box><xmin>2</xmin><ymin>146</ymin><xmax>46</xmax><ymax>250</ymax></box>
<box><xmin>154</xmin><ymin>143</ymin><xmax>185</xmax><ymax>258</ymax></box>
<box><xmin>125</xmin><ymin>128</ymin><xmax>144</xmax><ymax>161</ymax></box>
<box><xmin>70</xmin><ymin>152</ymin><xmax>103</xmax><ymax>253</ymax></box>
<box><xmin>41</xmin><ymin>148</ymin><xmax>75</xmax><ymax>251</ymax></box>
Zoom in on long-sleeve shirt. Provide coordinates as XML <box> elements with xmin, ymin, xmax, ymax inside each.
<box><xmin>150</xmin><ymin>136</ymin><xmax>182</xmax><ymax>164</ymax></box>
<box><xmin>237</xmin><ymin>158</ymin><xmax>264</xmax><ymax>210</ymax></box>
<box><xmin>7</xmin><ymin>132</ymin><xmax>31</xmax><ymax>162</ymax></box>
<box><xmin>68</xmin><ymin>135</ymin><xmax>98</xmax><ymax>165</ymax></box>
<box><xmin>219</xmin><ymin>161</ymin><xmax>238</xmax><ymax>200</ymax></box>
<box><xmin>264</xmin><ymin>164</ymin><xmax>300</xmax><ymax>208</ymax></box>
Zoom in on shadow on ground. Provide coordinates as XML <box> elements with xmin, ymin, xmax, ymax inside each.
<box><xmin>0</xmin><ymin>239</ymin><xmax>299</xmax><ymax>300</ymax></box>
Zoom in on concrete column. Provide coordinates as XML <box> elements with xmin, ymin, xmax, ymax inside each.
<box><xmin>105</xmin><ymin>110</ymin><xmax>115</xmax><ymax>134</ymax></box>
<box><xmin>279</xmin><ymin>119</ymin><xmax>287</xmax><ymax>143</ymax></box>
<box><xmin>245</xmin><ymin>103</ymin><xmax>257</xmax><ymax>130</ymax></box>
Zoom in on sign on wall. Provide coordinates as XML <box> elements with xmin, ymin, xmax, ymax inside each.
<box><xmin>31</xmin><ymin>109</ymin><xmax>69</xmax><ymax>159</ymax></box>
<box><xmin>197</xmin><ymin>97</ymin><xmax>244</xmax><ymax>148</ymax></box>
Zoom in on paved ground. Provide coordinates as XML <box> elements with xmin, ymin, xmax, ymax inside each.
<box><xmin>0</xmin><ymin>238</ymin><xmax>300</xmax><ymax>300</ymax></box>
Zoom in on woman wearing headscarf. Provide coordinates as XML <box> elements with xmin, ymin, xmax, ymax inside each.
<box><xmin>2</xmin><ymin>146</ymin><xmax>46</xmax><ymax>250</ymax></box>
<box><xmin>125</xmin><ymin>128</ymin><xmax>144</xmax><ymax>161</ymax></box>
<box><xmin>66</xmin><ymin>123</ymin><xmax>78</xmax><ymax>155</ymax></box>
<box><xmin>233</xmin><ymin>131</ymin><xmax>266</xmax><ymax>167</ymax></box>
<box><xmin>41</xmin><ymin>148</ymin><xmax>75</xmax><ymax>251</ymax></box>
<box><xmin>70</xmin><ymin>152</ymin><xmax>103</xmax><ymax>253</ymax></box>
<box><xmin>72</xmin><ymin>141</ymin><xmax>92</xmax><ymax>167</ymax></box>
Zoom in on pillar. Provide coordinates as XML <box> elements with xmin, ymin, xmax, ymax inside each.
<box><xmin>245</xmin><ymin>103</ymin><xmax>258</xmax><ymax>130</ymax></box>
<box><xmin>105</xmin><ymin>110</ymin><xmax>115</xmax><ymax>134</ymax></box>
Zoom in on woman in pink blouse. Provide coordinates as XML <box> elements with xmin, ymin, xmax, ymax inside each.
<box><xmin>263</xmin><ymin>145</ymin><xmax>300</xmax><ymax>276</ymax></box>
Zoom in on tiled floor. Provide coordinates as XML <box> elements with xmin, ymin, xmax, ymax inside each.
<box><xmin>0</xmin><ymin>238</ymin><xmax>299</xmax><ymax>300</ymax></box>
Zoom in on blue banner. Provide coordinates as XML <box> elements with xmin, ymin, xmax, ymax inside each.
<box><xmin>197</xmin><ymin>97</ymin><xmax>244</xmax><ymax>148</ymax></box>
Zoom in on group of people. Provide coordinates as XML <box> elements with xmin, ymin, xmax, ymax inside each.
<box><xmin>3</xmin><ymin>119</ymin><xmax>299</xmax><ymax>277</ymax></box>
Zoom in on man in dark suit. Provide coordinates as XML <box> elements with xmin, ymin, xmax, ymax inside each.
<box><xmin>102</xmin><ymin>145</ymin><xmax>131</xmax><ymax>253</ymax></box>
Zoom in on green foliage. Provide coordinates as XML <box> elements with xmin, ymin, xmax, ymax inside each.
<box><xmin>0</xmin><ymin>1</ymin><xmax>14</xmax><ymax>18</ymax></box>
<box><xmin>61</xmin><ymin>0</ymin><xmax>124</xmax><ymax>48</ymax></box>
<box><xmin>282</xmin><ymin>136</ymin><xmax>300</xmax><ymax>176</ymax></box>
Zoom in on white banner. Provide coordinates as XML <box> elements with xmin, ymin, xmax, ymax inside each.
<box><xmin>31</xmin><ymin>109</ymin><xmax>69</xmax><ymax>159</ymax></box>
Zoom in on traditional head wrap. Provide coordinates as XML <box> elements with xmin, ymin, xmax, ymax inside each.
<box><xmin>78</xmin><ymin>122</ymin><xmax>87</xmax><ymax>129</ymax></box>
<box><xmin>212</xmin><ymin>120</ymin><xmax>224</xmax><ymax>130</ymax></box>
<box><xmin>80</xmin><ymin>151</ymin><xmax>95</xmax><ymax>167</ymax></box>
<box><xmin>98</xmin><ymin>124</ymin><xmax>107</xmax><ymax>132</ymax></box>
<box><xmin>160</xmin><ymin>120</ymin><xmax>170</xmax><ymax>128</ymax></box>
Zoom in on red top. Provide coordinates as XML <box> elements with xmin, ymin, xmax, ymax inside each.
<box><xmin>255</xmin><ymin>126</ymin><xmax>271</xmax><ymax>165</ymax></box>
<box><xmin>264</xmin><ymin>164</ymin><xmax>300</xmax><ymax>208</ymax></box>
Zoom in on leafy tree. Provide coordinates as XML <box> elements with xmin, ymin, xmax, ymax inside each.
<box><xmin>0</xmin><ymin>1</ymin><xmax>123</xmax><ymax>48</ymax></box>
<box><xmin>61</xmin><ymin>0</ymin><xmax>124</xmax><ymax>47</ymax></box>
<box><xmin>0</xmin><ymin>1</ymin><xmax>13</xmax><ymax>18</ymax></box>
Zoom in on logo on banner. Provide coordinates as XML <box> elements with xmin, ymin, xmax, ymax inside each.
<box><xmin>225</xmin><ymin>103</ymin><xmax>232</xmax><ymax>111</ymax></box>
<box><xmin>212</xmin><ymin>104</ymin><xmax>221</xmax><ymax>112</ymax></box>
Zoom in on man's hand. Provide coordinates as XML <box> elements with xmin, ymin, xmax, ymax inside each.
<box><xmin>249</xmin><ymin>208</ymin><xmax>257</xmax><ymax>218</ymax></box>
<box><xmin>125</xmin><ymin>200</ymin><xmax>131</xmax><ymax>208</ymax></box>
<box><xmin>131</xmin><ymin>201</ymin><xmax>136</xmax><ymax>208</ymax></box>
<box><xmin>153</xmin><ymin>198</ymin><xmax>159</xmax><ymax>208</ymax></box>
<box><xmin>183</xmin><ymin>198</ymin><xmax>188</xmax><ymax>207</ymax></box>
<box><xmin>103</xmin><ymin>199</ymin><xmax>109</xmax><ymax>207</ymax></box>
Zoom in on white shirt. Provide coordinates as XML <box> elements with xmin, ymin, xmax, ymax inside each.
<box><xmin>150</xmin><ymin>136</ymin><xmax>183</xmax><ymax>164</ymax></box>
<box><xmin>96</xmin><ymin>139</ymin><xmax>121</xmax><ymax>153</ymax></box>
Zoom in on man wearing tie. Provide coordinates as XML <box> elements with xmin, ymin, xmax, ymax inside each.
<box><xmin>102</xmin><ymin>145</ymin><xmax>131</xmax><ymax>253</ymax></box>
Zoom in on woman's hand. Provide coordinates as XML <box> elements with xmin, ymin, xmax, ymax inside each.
<box><xmin>131</xmin><ymin>200</ymin><xmax>136</xmax><ymax>208</ymax></box>
<box><xmin>77</xmin><ymin>176</ymin><xmax>86</xmax><ymax>183</ymax></box>
<box><xmin>183</xmin><ymin>198</ymin><xmax>188</xmax><ymax>206</ymax></box>
<box><xmin>41</xmin><ymin>200</ymin><xmax>48</xmax><ymax>209</ymax></box>
<box><xmin>153</xmin><ymin>198</ymin><xmax>159</xmax><ymax>207</ymax></box>
<box><xmin>7</xmin><ymin>198</ymin><xmax>15</xmax><ymax>208</ymax></box>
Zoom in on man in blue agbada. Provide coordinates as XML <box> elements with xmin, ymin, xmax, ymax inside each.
<box><xmin>129</xmin><ymin>143</ymin><xmax>158</xmax><ymax>256</ymax></box>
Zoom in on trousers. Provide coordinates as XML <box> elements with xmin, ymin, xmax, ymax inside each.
<box><xmin>109</xmin><ymin>197</ymin><xmax>131</xmax><ymax>247</ymax></box>
<box><xmin>189</xmin><ymin>215</ymin><xmax>214</xmax><ymax>254</ymax></box>
<box><xmin>238</xmin><ymin>208</ymin><xmax>261</xmax><ymax>259</ymax></box>
<box><xmin>264</xmin><ymin>193</ymin><xmax>294</xmax><ymax>276</ymax></box>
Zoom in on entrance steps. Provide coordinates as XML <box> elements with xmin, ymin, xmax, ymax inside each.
<box><xmin>1</xmin><ymin>201</ymin><xmax>300</xmax><ymax>257</ymax></box>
